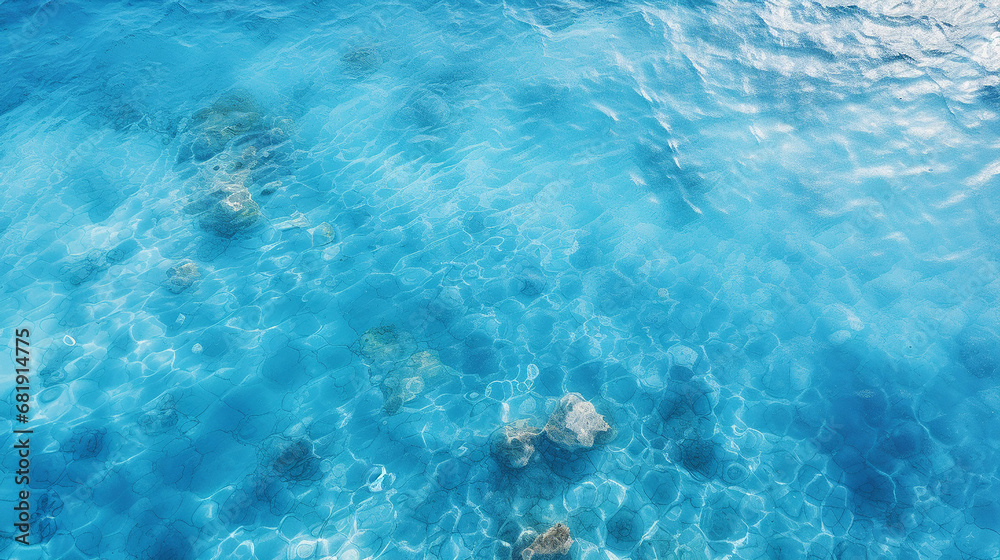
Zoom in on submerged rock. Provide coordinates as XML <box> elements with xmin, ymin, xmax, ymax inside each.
<box><xmin>193</xmin><ymin>90</ymin><xmax>261</xmax><ymax>123</ymax></box>
<box><xmin>192</xmin><ymin>183</ymin><xmax>262</xmax><ymax>238</ymax></box>
<box><xmin>183</xmin><ymin>158</ymin><xmax>263</xmax><ymax>239</ymax></box>
<box><xmin>359</xmin><ymin>325</ymin><xmax>417</xmax><ymax>366</ymax></box>
<box><xmin>544</xmin><ymin>393</ymin><xmax>610</xmax><ymax>451</ymax></box>
<box><xmin>178</xmin><ymin>107</ymin><xmax>297</xmax><ymax>239</ymax></box>
<box><xmin>401</xmin><ymin>350</ymin><xmax>453</xmax><ymax>383</ymax></box>
<box><xmin>165</xmin><ymin>260</ymin><xmax>199</xmax><ymax>293</ymax></box>
<box><xmin>393</xmin><ymin>89</ymin><xmax>451</xmax><ymax>131</ymax></box>
<box><xmin>274</xmin><ymin>212</ymin><xmax>310</xmax><ymax>231</ymax></box>
<box><xmin>187</xmin><ymin>90</ymin><xmax>263</xmax><ymax>162</ymax></box>
<box><xmin>359</xmin><ymin>328</ymin><xmax>457</xmax><ymax>414</ymax></box>
<box><xmin>64</xmin><ymin>426</ymin><xmax>107</xmax><ymax>461</ymax></box>
<box><xmin>491</xmin><ymin>420</ymin><xmax>541</xmax><ymax>469</ymax></box>
<box><xmin>517</xmin><ymin>266</ymin><xmax>547</xmax><ymax>298</ymax></box>
<box><xmin>958</xmin><ymin>325</ymin><xmax>1000</xmax><ymax>379</ymax></box>
<box><xmin>139</xmin><ymin>402</ymin><xmax>179</xmax><ymax>436</ymax></box>
<box><xmin>360</xmin><ymin>325</ymin><xmax>417</xmax><ymax>414</ymax></box>
<box><xmin>409</xmin><ymin>91</ymin><xmax>450</xmax><ymax>129</ymax></box>
<box><xmin>522</xmin><ymin>523</ymin><xmax>573</xmax><ymax>560</ymax></box>
<box><xmin>379</xmin><ymin>349</ymin><xmax>457</xmax><ymax>413</ymax></box>
<box><xmin>267</xmin><ymin>438</ymin><xmax>321</xmax><ymax>483</ymax></box>
<box><xmin>310</xmin><ymin>222</ymin><xmax>338</xmax><ymax>247</ymax></box>
<box><xmin>341</xmin><ymin>46</ymin><xmax>382</xmax><ymax>78</ymax></box>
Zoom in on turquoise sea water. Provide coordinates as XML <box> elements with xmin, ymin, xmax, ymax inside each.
<box><xmin>2</xmin><ymin>0</ymin><xmax>1000</xmax><ymax>558</ymax></box>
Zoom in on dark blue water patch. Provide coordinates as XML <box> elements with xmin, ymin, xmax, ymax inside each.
<box><xmin>721</xmin><ymin>461</ymin><xmax>750</xmax><ymax>486</ymax></box>
<box><xmin>418</xmin><ymin>286</ymin><xmax>468</xmax><ymax>329</ymax></box>
<box><xmin>590</xmin><ymin>269</ymin><xmax>637</xmax><ymax>316</ymax></box>
<box><xmin>29</xmin><ymin>516</ymin><xmax>58</xmax><ymax>545</ymax></box>
<box><xmin>250</xmin><ymin>471</ymin><xmax>297</xmax><ymax>518</ymax></box>
<box><xmin>557</xmin><ymin>273</ymin><xmax>584</xmax><ymax>299</ymax></box>
<box><xmin>57</xmin><ymin>238</ymin><xmax>141</xmax><ymax>288</ymax></box>
<box><xmin>787</xmin><ymin>388</ymin><xmax>828</xmax><ymax>440</ymax></box>
<box><xmin>522</xmin><ymin>309</ymin><xmax>557</xmax><ymax>352</ymax></box>
<box><xmin>510</xmin><ymin>0</ymin><xmax>580</xmax><ymax>30</ymax></box>
<box><xmin>197</xmin><ymin>325</ymin><xmax>234</xmax><ymax>359</ymax></box>
<box><xmin>75</xmin><ymin>175</ymin><xmax>140</xmax><ymax>223</ymax></box>
<box><xmin>568</xmin><ymin>237</ymin><xmax>604</xmax><ymax>270</ymax></box>
<box><xmin>698</xmin><ymin>299</ymin><xmax>733</xmax><ymax>336</ymax></box>
<box><xmin>639</xmin><ymin>467</ymin><xmax>680</xmax><ymax>506</ymax></box>
<box><xmin>833</xmin><ymin>457</ymin><xmax>904</xmax><ymax>520</ymax></box>
<box><xmin>977</xmin><ymin>84</ymin><xmax>1000</xmax><ymax>109</ymax></box>
<box><xmin>126</xmin><ymin>513</ymin><xmax>196</xmax><ymax>560</ymax></box>
<box><xmin>605</xmin><ymin>505</ymin><xmax>643</xmax><ymax>550</ymax></box>
<box><xmin>812</xmin><ymin>341</ymin><xmax>939</xmax><ymax>531</ymax></box>
<box><xmin>260</xmin><ymin>343</ymin><xmax>309</xmax><ymax>385</ymax></box>
<box><xmin>565</xmin><ymin>362</ymin><xmax>602</xmax><ymax>397</ymax></box>
<box><xmin>656</xmin><ymin>377</ymin><xmax>716</xmax><ymax>436</ymax></box>
<box><xmin>658</xmin><ymin>301</ymin><xmax>705</xmax><ymax>340</ymax></box>
<box><xmin>744</xmin><ymin>331</ymin><xmax>780</xmax><ymax>359</ymax></box>
<box><xmin>92</xmin><ymin>466</ymin><xmax>139</xmax><ymax>514</ymax></box>
<box><xmin>337</xmin><ymin>203</ymin><xmax>377</xmax><ymax>234</ymax></box>
<box><xmin>877</xmin><ymin>421</ymin><xmax>929</xmax><ymax>461</ymax></box>
<box><xmin>74</xmin><ymin>525</ymin><xmax>104</xmax><ymax>557</ymax></box>
<box><xmin>492</xmin><ymin>518</ymin><xmax>527</xmax><ymax>560</ymax></box>
<box><xmin>559</xmin><ymin>335</ymin><xmax>597</xmax><ymax>370</ymax></box>
<box><xmin>391</xmin><ymin>88</ymin><xmax>452</xmax><ymax>132</ymax></box>
<box><xmin>27</xmin><ymin>488</ymin><xmax>63</xmax><ymax>544</ymax></box>
<box><xmin>264</xmin><ymin>437</ymin><xmax>323</xmax><ymax>484</ymax></box>
<box><xmin>218</xmin><ymin>485</ymin><xmax>261</xmax><ymax>529</ymax></box>
<box><xmin>602</xmin><ymin>368</ymin><xmax>638</xmax><ymax>405</ymax></box>
<box><xmin>852</xmin><ymin>239</ymin><xmax>904</xmax><ymax>285</ymax></box>
<box><xmin>33</xmin><ymin>489</ymin><xmax>63</xmax><ymax>519</ymax></box>
<box><xmin>155</xmin><ymin>437</ymin><xmax>203</xmax><ymax>488</ymax></box>
<box><xmin>637</xmin><ymin>301</ymin><xmax>673</xmax><ymax>334</ymax></box>
<box><xmin>613</xmin><ymin>252</ymin><xmax>646</xmax><ymax>278</ymax></box>
<box><xmin>340</xmin><ymin>43</ymin><xmax>383</xmax><ymax>79</ymax></box>
<box><xmin>957</xmin><ymin>323</ymin><xmax>1000</xmax><ymax>380</ymax></box>
<box><xmin>201</xmin><ymin>391</ymin><xmax>263</xmax><ymax>438</ymax></box>
<box><xmin>411</xmin><ymin>485</ymin><xmax>455</xmax><ymax>526</ymax></box>
<box><xmin>139</xmin><ymin>397</ymin><xmax>180</xmax><ymax>436</ymax></box>
<box><xmin>0</xmin><ymin>77</ymin><xmax>30</xmax><ymax>117</ymax></box>
<box><xmin>62</xmin><ymin>425</ymin><xmax>108</xmax><ymax>461</ymax></box>
<box><xmin>932</xmin><ymin>464</ymin><xmax>978</xmax><ymax>511</ymax></box>
<box><xmin>433</xmin><ymin>452</ymin><xmax>474</xmax><ymax>492</ymax></box>
<box><xmin>535</xmin><ymin>435</ymin><xmax>603</xmax><ymax>482</ymax></box>
<box><xmin>512</xmin><ymin>263</ymin><xmax>547</xmax><ymax>299</ymax></box>
<box><xmin>461</xmin><ymin>210</ymin><xmax>490</xmax><ymax>235</ymax></box>
<box><xmin>673</xmin><ymin>436</ymin><xmax>727</xmax><ymax>480</ymax></box>
<box><xmin>85</xmin><ymin>76</ymin><xmax>173</xmax><ymax>134</ymax></box>
<box><xmin>463</xmin><ymin>346</ymin><xmax>500</xmax><ymax>377</ymax></box>
<box><xmin>832</xmin><ymin>540</ymin><xmax>872</xmax><ymax>560</ymax></box>
<box><xmin>969</xmin><ymin>489</ymin><xmax>1000</xmax><ymax>532</ymax></box>
<box><xmin>766</xmin><ymin>536</ymin><xmax>806</xmax><ymax>560</ymax></box>
<box><xmin>346</xmin><ymin>390</ymin><xmax>390</xmax><ymax>446</ymax></box>
<box><xmin>701</xmin><ymin>491</ymin><xmax>748</xmax><ymax>543</ymax></box>
<box><xmin>633</xmin><ymin>140</ymin><xmax>706</xmax><ymax>226</ymax></box>
<box><xmin>511</xmin><ymin>79</ymin><xmax>576</xmax><ymax>125</ymax></box>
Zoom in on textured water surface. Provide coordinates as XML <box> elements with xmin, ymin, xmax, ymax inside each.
<box><xmin>2</xmin><ymin>0</ymin><xmax>1000</xmax><ymax>558</ymax></box>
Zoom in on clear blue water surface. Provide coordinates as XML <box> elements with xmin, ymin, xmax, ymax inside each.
<box><xmin>2</xmin><ymin>0</ymin><xmax>1000</xmax><ymax>558</ymax></box>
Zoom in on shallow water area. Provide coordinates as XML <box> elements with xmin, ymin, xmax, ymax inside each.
<box><xmin>2</xmin><ymin>0</ymin><xmax>1000</xmax><ymax>559</ymax></box>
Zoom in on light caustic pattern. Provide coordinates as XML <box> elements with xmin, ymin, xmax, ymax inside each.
<box><xmin>1</xmin><ymin>0</ymin><xmax>999</xmax><ymax>559</ymax></box>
